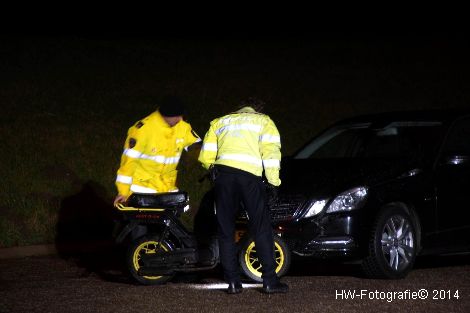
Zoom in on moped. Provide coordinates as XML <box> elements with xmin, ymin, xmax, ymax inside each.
<box><xmin>114</xmin><ymin>191</ymin><xmax>291</xmax><ymax>285</ymax></box>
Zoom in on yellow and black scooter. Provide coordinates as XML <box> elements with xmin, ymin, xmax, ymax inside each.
<box><xmin>114</xmin><ymin>191</ymin><xmax>291</xmax><ymax>285</ymax></box>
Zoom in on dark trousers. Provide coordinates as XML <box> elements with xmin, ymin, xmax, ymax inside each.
<box><xmin>214</xmin><ymin>165</ymin><xmax>277</xmax><ymax>284</ymax></box>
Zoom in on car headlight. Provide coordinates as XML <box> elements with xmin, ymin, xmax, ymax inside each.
<box><xmin>304</xmin><ymin>199</ymin><xmax>328</xmax><ymax>218</ymax></box>
<box><xmin>326</xmin><ymin>186</ymin><xmax>368</xmax><ymax>213</ymax></box>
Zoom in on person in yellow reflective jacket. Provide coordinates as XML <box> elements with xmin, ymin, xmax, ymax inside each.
<box><xmin>198</xmin><ymin>98</ymin><xmax>288</xmax><ymax>294</ymax></box>
<box><xmin>198</xmin><ymin>103</ymin><xmax>281</xmax><ymax>187</ymax></box>
<box><xmin>114</xmin><ymin>96</ymin><xmax>201</xmax><ymax>206</ymax></box>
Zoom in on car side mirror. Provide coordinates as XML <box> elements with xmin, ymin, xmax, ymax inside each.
<box><xmin>441</xmin><ymin>155</ymin><xmax>470</xmax><ymax>166</ymax></box>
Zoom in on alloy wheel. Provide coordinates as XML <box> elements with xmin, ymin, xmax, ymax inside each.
<box><xmin>380</xmin><ymin>215</ymin><xmax>415</xmax><ymax>272</ymax></box>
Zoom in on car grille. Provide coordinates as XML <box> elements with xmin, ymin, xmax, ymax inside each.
<box><xmin>237</xmin><ymin>195</ymin><xmax>305</xmax><ymax>221</ymax></box>
<box><xmin>269</xmin><ymin>201</ymin><xmax>302</xmax><ymax>221</ymax></box>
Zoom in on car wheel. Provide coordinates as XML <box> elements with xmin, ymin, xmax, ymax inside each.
<box><xmin>127</xmin><ymin>235</ymin><xmax>175</xmax><ymax>285</ymax></box>
<box><xmin>239</xmin><ymin>235</ymin><xmax>291</xmax><ymax>282</ymax></box>
<box><xmin>362</xmin><ymin>206</ymin><xmax>417</xmax><ymax>279</ymax></box>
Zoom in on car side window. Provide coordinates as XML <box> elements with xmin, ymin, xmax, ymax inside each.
<box><xmin>441</xmin><ymin>118</ymin><xmax>470</xmax><ymax>156</ymax></box>
<box><xmin>308</xmin><ymin>129</ymin><xmax>365</xmax><ymax>158</ymax></box>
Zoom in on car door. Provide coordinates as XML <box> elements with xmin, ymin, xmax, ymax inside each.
<box><xmin>435</xmin><ymin>116</ymin><xmax>470</xmax><ymax>248</ymax></box>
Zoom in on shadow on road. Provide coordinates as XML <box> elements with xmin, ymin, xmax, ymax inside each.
<box><xmin>285</xmin><ymin>253</ymin><xmax>470</xmax><ymax>279</ymax></box>
<box><xmin>287</xmin><ymin>256</ymin><xmax>364</xmax><ymax>278</ymax></box>
<box><xmin>414</xmin><ymin>253</ymin><xmax>470</xmax><ymax>269</ymax></box>
<box><xmin>55</xmin><ymin>181</ymin><xmax>127</xmax><ymax>281</ymax></box>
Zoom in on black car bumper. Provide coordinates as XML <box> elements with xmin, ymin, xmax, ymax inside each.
<box><xmin>294</xmin><ymin>236</ymin><xmax>358</xmax><ymax>257</ymax></box>
<box><xmin>276</xmin><ymin>212</ymin><xmax>366</xmax><ymax>259</ymax></box>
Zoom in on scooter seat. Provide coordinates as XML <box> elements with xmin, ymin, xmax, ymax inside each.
<box><xmin>127</xmin><ymin>192</ymin><xmax>188</xmax><ymax>209</ymax></box>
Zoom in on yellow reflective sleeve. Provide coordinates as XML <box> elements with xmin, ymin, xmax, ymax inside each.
<box><xmin>184</xmin><ymin>124</ymin><xmax>202</xmax><ymax>147</ymax></box>
<box><xmin>115</xmin><ymin>124</ymin><xmax>150</xmax><ymax>196</ymax></box>
<box><xmin>260</xmin><ymin>117</ymin><xmax>282</xmax><ymax>186</ymax></box>
<box><xmin>198</xmin><ymin>123</ymin><xmax>218</xmax><ymax>170</ymax></box>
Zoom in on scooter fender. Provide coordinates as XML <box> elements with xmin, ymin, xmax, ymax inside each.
<box><xmin>115</xmin><ymin>220</ymin><xmax>139</xmax><ymax>243</ymax></box>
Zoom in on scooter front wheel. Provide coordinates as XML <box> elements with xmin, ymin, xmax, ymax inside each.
<box><xmin>127</xmin><ymin>235</ymin><xmax>175</xmax><ymax>285</ymax></box>
<box><xmin>239</xmin><ymin>235</ymin><xmax>291</xmax><ymax>282</ymax></box>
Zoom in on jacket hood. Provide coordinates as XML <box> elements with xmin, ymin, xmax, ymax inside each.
<box><xmin>150</xmin><ymin>111</ymin><xmax>187</xmax><ymax>128</ymax></box>
<box><xmin>236</xmin><ymin>106</ymin><xmax>257</xmax><ymax>114</ymax></box>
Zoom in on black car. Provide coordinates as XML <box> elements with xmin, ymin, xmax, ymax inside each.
<box><xmin>271</xmin><ymin>109</ymin><xmax>470</xmax><ymax>279</ymax></box>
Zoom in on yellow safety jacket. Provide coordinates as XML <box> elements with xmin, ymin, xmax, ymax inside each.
<box><xmin>116</xmin><ymin>111</ymin><xmax>201</xmax><ymax>197</ymax></box>
<box><xmin>198</xmin><ymin>106</ymin><xmax>282</xmax><ymax>186</ymax></box>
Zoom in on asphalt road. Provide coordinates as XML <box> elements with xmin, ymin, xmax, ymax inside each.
<box><xmin>0</xmin><ymin>254</ymin><xmax>469</xmax><ymax>313</ymax></box>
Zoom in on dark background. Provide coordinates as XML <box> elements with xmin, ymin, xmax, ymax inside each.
<box><xmin>2</xmin><ymin>30</ymin><xmax>469</xmax><ymax>151</ymax></box>
<box><xmin>1</xmin><ymin>28</ymin><xmax>470</xmax><ymax>247</ymax></box>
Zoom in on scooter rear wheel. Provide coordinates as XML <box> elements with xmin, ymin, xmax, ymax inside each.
<box><xmin>239</xmin><ymin>235</ymin><xmax>291</xmax><ymax>282</ymax></box>
<box><xmin>127</xmin><ymin>235</ymin><xmax>175</xmax><ymax>285</ymax></box>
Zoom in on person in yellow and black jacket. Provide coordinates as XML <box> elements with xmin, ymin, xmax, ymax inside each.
<box><xmin>114</xmin><ymin>96</ymin><xmax>201</xmax><ymax>206</ymax></box>
<box><xmin>198</xmin><ymin>98</ymin><xmax>289</xmax><ymax>294</ymax></box>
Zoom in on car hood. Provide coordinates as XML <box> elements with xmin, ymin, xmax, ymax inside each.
<box><xmin>279</xmin><ymin>157</ymin><xmax>420</xmax><ymax>199</ymax></box>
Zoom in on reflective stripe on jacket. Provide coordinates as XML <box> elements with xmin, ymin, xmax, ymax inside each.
<box><xmin>116</xmin><ymin>111</ymin><xmax>201</xmax><ymax>197</ymax></box>
<box><xmin>198</xmin><ymin>106</ymin><xmax>281</xmax><ymax>186</ymax></box>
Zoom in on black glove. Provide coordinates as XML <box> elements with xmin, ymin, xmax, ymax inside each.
<box><xmin>265</xmin><ymin>183</ymin><xmax>279</xmax><ymax>206</ymax></box>
<box><xmin>209</xmin><ymin>165</ymin><xmax>218</xmax><ymax>182</ymax></box>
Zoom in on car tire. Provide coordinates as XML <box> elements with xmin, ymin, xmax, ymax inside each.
<box><xmin>127</xmin><ymin>235</ymin><xmax>175</xmax><ymax>285</ymax></box>
<box><xmin>239</xmin><ymin>235</ymin><xmax>291</xmax><ymax>282</ymax></box>
<box><xmin>361</xmin><ymin>206</ymin><xmax>417</xmax><ymax>279</ymax></box>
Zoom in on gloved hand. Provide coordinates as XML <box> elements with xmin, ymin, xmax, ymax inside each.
<box><xmin>209</xmin><ymin>165</ymin><xmax>218</xmax><ymax>182</ymax></box>
<box><xmin>113</xmin><ymin>194</ymin><xmax>127</xmax><ymax>207</ymax></box>
<box><xmin>265</xmin><ymin>183</ymin><xmax>279</xmax><ymax>206</ymax></box>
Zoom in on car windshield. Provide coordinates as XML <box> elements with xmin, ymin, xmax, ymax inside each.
<box><xmin>294</xmin><ymin>121</ymin><xmax>444</xmax><ymax>160</ymax></box>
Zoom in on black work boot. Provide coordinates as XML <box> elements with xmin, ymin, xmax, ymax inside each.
<box><xmin>227</xmin><ymin>281</ymin><xmax>243</xmax><ymax>294</ymax></box>
<box><xmin>262</xmin><ymin>281</ymin><xmax>289</xmax><ymax>294</ymax></box>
